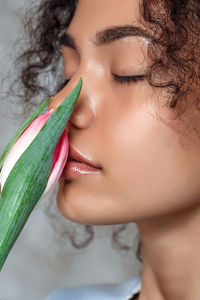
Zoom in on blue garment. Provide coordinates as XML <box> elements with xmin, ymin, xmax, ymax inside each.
<box><xmin>45</xmin><ymin>276</ymin><xmax>141</xmax><ymax>300</ymax></box>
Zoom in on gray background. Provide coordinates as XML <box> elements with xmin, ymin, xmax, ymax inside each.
<box><xmin>0</xmin><ymin>1</ymin><xmax>141</xmax><ymax>299</ymax></box>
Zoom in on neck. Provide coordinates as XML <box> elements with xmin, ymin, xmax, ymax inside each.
<box><xmin>136</xmin><ymin>204</ymin><xmax>200</xmax><ymax>300</ymax></box>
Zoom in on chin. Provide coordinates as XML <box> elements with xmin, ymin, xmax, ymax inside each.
<box><xmin>56</xmin><ymin>178</ymin><xmax>136</xmax><ymax>225</ymax></box>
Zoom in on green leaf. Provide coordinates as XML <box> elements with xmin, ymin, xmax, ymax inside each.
<box><xmin>0</xmin><ymin>78</ymin><xmax>82</xmax><ymax>271</ymax></box>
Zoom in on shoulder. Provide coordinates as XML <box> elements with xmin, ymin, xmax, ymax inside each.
<box><xmin>44</xmin><ymin>276</ymin><xmax>141</xmax><ymax>300</ymax></box>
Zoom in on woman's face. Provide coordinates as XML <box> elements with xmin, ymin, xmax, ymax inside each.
<box><xmin>48</xmin><ymin>0</ymin><xmax>200</xmax><ymax>225</ymax></box>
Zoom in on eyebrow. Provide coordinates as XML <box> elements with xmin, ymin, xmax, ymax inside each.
<box><xmin>60</xmin><ymin>25</ymin><xmax>152</xmax><ymax>50</ymax></box>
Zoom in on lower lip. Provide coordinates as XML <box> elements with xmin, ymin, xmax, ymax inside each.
<box><xmin>61</xmin><ymin>160</ymin><xmax>101</xmax><ymax>179</ymax></box>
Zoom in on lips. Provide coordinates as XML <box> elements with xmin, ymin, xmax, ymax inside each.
<box><xmin>67</xmin><ymin>146</ymin><xmax>102</xmax><ymax>169</ymax></box>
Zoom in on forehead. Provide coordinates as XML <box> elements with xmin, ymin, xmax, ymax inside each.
<box><xmin>68</xmin><ymin>0</ymin><xmax>140</xmax><ymax>39</ymax></box>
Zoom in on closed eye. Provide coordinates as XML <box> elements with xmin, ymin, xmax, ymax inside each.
<box><xmin>113</xmin><ymin>74</ymin><xmax>145</xmax><ymax>84</ymax></box>
<box><xmin>57</xmin><ymin>74</ymin><xmax>145</xmax><ymax>93</ymax></box>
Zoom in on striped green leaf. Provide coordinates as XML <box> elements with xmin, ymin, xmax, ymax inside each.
<box><xmin>0</xmin><ymin>78</ymin><xmax>82</xmax><ymax>271</ymax></box>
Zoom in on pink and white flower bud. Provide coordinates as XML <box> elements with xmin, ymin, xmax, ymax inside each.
<box><xmin>0</xmin><ymin>109</ymin><xmax>69</xmax><ymax>208</ymax></box>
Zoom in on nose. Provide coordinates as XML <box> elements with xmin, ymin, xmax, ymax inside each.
<box><xmin>48</xmin><ymin>77</ymin><xmax>95</xmax><ymax>134</ymax></box>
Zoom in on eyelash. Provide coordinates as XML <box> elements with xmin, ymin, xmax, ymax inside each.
<box><xmin>113</xmin><ymin>74</ymin><xmax>145</xmax><ymax>84</ymax></box>
<box><xmin>59</xmin><ymin>74</ymin><xmax>145</xmax><ymax>90</ymax></box>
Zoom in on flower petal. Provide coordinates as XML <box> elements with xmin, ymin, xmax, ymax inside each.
<box><xmin>0</xmin><ymin>97</ymin><xmax>52</xmax><ymax>171</ymax></box>
<box><xmin>0</xmin><ymin>109</ymin><xmax>54</xmax><ymax>192</ymax></box>
<box><xmin>34</xmin><ymin>129</ymin><xmax>69</xmax><ymax>209</ymax></box>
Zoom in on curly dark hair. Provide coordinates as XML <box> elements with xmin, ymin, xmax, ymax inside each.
<box><xmin>5</xmin><ymin>0</ymin><xmax>200</xmax><ymax>271</ymax></box>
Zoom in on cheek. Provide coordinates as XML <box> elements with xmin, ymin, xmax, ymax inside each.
<box><xmin>104</xmin><ymin>106</ymin><xmax>200</xmax><ymax>220</ymax></box>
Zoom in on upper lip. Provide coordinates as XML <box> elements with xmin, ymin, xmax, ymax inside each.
<box><xmin>68</xmin><ymin>146</ymin><xmax>102</xmax><ymax>169</ymax></box>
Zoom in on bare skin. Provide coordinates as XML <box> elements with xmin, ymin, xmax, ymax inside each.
<box><xmin>48</xmin><ymin>0</ymin><xmax>200</xmax><ymax>299</ymax></box>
